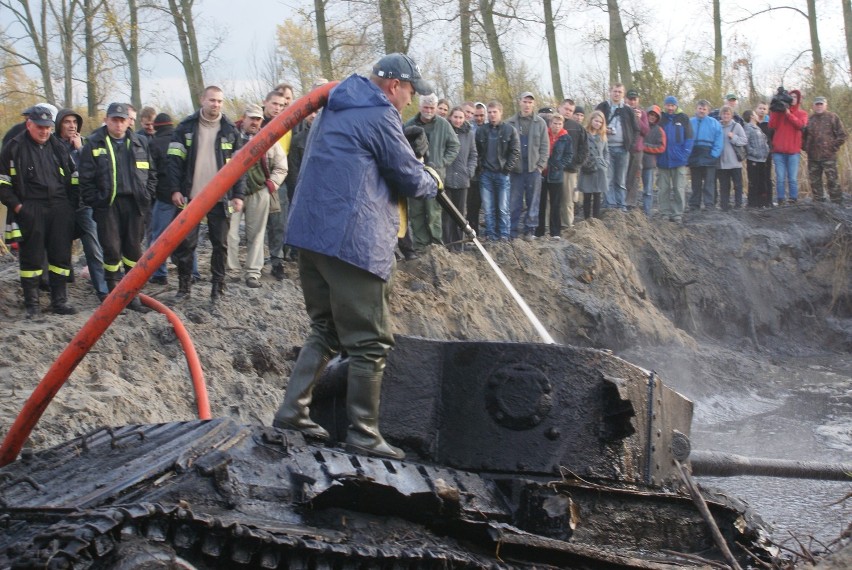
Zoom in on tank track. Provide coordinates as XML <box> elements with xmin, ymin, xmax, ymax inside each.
<box><xmin>0</xmin><ymin>418</ymin><xmax>773</xmax><ymax>569</ymax></box>
<box><xmin>4</xmin><ymin>502</ymin><xmax>517</xmax><ymax>569</ymax></box>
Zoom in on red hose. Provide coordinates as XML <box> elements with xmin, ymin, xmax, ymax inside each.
<box><xmin>0</xmin><ymin>82</ymin><xmax>337</xmax><ymax>467</ymax></box>
<box><xmin>139</xmin><ymin>293</ymin><xmax>210</xmax><ymax>420</ymax></box>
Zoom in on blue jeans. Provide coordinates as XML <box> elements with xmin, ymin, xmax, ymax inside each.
<box><xmin>509</xmin><ymin>171</ymin><xmax>542</xmax><ymax>237</ymax></box>
<box><xmin>75</xmin><ymin>206</ymin><xmax>108</xmax><ymax>295</ymax></box>
<box><xmin>267</xmin><ymin>185</ymin><xmax>290</xmax><ymax>265</ymax></box>
<box><xmin>641</xmin><ymin>167</ymin><xmax>656</xmax><ymax>216</ymax></box>
<box><xmin>605</xmin><ymin>145</ymin><xmax>629</xmax><ymax>209</ymax></box>
<box><xmin>773</xmin><ymin>153</ymin><xmax>800</xmax><ymax>201</ymax></box>
<box><xmin>150</xmin><ymin>199</ymin><xmax>199</xmax><ymax>279</ymax></box>
<box><xmin>479</xmin><ymin>170</ymin><xmax>510</xmax><ymax>239</ymax></box>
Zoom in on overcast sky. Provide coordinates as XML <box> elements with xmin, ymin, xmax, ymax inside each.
<box><xmin>3</xmin><ymin>0</ymin><xmax>847</xmax><ymax>111</ymax></box>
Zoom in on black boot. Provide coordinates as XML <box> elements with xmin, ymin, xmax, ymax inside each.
<box><xmin>344</xmin><ymin>366</ymin><xmax>405</xmax><ymax>459</ymax></box>
<box><xmin>49</xmin><ymin>273</ymin><xmax>77</xmax><ymax>315</ymax></box>
<box><xmin>272</xmin><ymin>343</ymin><xmax>332</xmax><ymax>439</ymax></box>
<box><xmin>175</xmin><ymin>275</ymin><xmax>191</xmax><ymax>300</ymax></box>
<box><xmin>21</xmin><ymin>277</ymin><xmax>41</xmax><ymax>319</ymax></box>
<box><xmin>210</xmin><ymin>281</ymin><xmax>225</xmax><ymax>303</ymax></box>
<box><xmin>127</xmin><ymin>296</ymin><xmax>150</xmax><ymax>313</ymax></box>
<box><xmin>104</xmin><ymin>270</ymin><xmax>119</xmax><ymax>293</ymax></box>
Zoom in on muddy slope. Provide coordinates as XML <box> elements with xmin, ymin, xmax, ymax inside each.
<box><xmin>0</xmin><ymin>203</ymin><xmax>848</xmax><ymax>449</ymax></box>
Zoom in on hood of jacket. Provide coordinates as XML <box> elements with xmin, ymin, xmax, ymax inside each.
<box><xmin>326</xmin><ymin>74</ymin><xmax>392</xmax><ymax>113</ymax></box>
<box><xmin>647</xmin><ymin>105</ymin><xmax>661</xmax><ymax>120</ymax></box>
<box><xmin>789</xmin><ymin>89</ymin><xmax>803</xmax><ymax>111</ymax></box>
<box><xmin>55</xmin><ymin>108</ymin><xmax>83</xmax><ymax>132</ymax></box>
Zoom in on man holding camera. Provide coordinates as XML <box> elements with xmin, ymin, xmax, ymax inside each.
<box><xmin>768</xmin><ymin>88</ymin><xmax>808</xmax><ymax>204</ymax></box>
<box><xmin>803</xmin><ymin>96</ymin><xmax>847</xmax><ymax>205</ymax></box>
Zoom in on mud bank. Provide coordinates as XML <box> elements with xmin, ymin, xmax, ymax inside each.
<box><xmin>0</xmin><ymin>202</ymin><xmax>849</xmax><ymax>556</ymax></box>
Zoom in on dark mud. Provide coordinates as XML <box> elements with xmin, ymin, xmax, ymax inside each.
<box><xmin>0</xmin><ymin>202</ymin><xmax>849</xmax><ymax>555</ymax></box>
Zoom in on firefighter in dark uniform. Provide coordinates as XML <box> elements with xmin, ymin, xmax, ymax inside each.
<box><xmin>0</xmin><ymin>105</ymin><xmax>78</xmax><ymax>318</ymax></box>
<box><xmin>77</xmin><ymin>102</ymin><xmax>157</xmax><ymax>312</ymax></box>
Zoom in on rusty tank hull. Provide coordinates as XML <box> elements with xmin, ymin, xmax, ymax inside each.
<box><xmin>0</xmin><ymin>337</ymin><xmax>775</xmax><ymax>568</ymax></box>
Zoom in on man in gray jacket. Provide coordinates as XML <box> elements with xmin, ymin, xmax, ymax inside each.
<box><xmin>507</xmin><ymin>92</ymin><xmax>549</xmax><ymax>240</ymax></box>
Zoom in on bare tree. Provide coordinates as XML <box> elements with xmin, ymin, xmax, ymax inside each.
<box><xmin>161</xmin><ymin>0</ymin><xmax>204</xmax><ymax>106</ymax></box>
<box><xmin>713</xmin><ymin>0</ymin><xmax>721</xmax><ymax>98</ymax></box>
<box><xmin>103</xmin><ymin>0</ymin><xmax>160</xmax><ymax>110</ymax></box>
<box><xmin>378</xmin><ymin>0</ymin><xmax>409</xmax><ymax>53</ymax></box>
<box><xmin>47</xmin><ymin>0</ymin><xmax>81</xmax><ymax>108</ymax></box>
<box><xmin>81</xmin><ymin>0</ymin><xmax>103</xmax><ymax>119</ymax></box>
<box><xmin>542</xmin><ymin>0</ymin><xmax>562</xmax><ymax>101</ymax></box>
<box><xmin>731</xmin><ymin>2</ymin><xmax>827</xmax><ymax>94</ymax></box>
<box><xmin>845</xmin><ymin>0</ymin><xmax>852</xmax><ymax>84</ymax></box>
<box><xmin>606</xmin><ymin>0</ymin><xmax>631</xmax><ymax>86</ymax></box>
<box><xmin>459</xmin><ymin>0</ymin><xmax>474</xmax><ymax>99</ymax></box>
<box><xmin>477</xmin><ymin>0</ymin><xmax>508</xmax><ymax>91</ymax></box>
<box><xmin>0</xmin><ymin>0</ymin><xmax>57</xmax><ymax>103</ymax></box>
<box><xmin>314</xmin><ymin>0</ymin><xmax>333</xmax><ymax>79</ymax></box>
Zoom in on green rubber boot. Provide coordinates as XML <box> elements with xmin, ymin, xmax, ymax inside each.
<box><xmin>273</xmin><ymin>343</ymin><xmax>332</xmax><ymax>440</ymax></box>
<box><xmin>344</xmin><ymin>368</ymin><xmax>404</xmax><ymax>460</ymax></box>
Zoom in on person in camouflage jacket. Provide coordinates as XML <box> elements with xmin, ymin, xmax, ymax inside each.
<box><xmin>802</xmin><ymin>96</ymin><xmax>847</xmax><ymax>204</ymax></box>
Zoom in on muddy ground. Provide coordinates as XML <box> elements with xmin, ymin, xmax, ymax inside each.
<box><xmin>0</xmin><ymin>202</ymin><xmax>850</xmax><ymax>563</ymax></box>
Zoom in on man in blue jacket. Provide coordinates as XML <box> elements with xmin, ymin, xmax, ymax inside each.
<box><xmin>656</xmin><ymin>96</ymin><xmax>694</xmax><ymax>223</ymax></box>
<box><xmin>688</xmin><ymin>100</ymin><xmax>723</xmax><ymax>210</ymax></box>
<box><xmin>272</xmin><ymin>53</ymin><xmax>439</xmax><ymax>460</ymax></box>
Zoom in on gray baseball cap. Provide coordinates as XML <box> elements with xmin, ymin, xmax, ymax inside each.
<box><xmin>106</xmin><ymin>102</ymin><xmax>129</xmax><ymax>119</ymax></box>
<box><xmin>372</xmin><ymin>53</ymin><xmax>433</xmax><ymax>96</ymax></box>
<box><xmin>27</xmin><ymin>105</ymin><xmax>54</xmax><ymax>127</ymax></box>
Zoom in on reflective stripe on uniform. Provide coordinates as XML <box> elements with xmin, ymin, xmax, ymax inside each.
<box><xmin>103</xmin><ymin>261</ymin><xmax>122</xmax><ymax>272</ymax></box>
<box><xmin>105</xmin><ymin>140</ymin><xmax>118</xmax><ymax>205</ymax></box>
<box><xmin>135</xmin><ymin>161</ymin><xmax>149</xmax><ymax>170</ymax></box>
<box><xmin>20</xmin><ymin>269</ymin><xmax>44</xmax><ymax>278</ymax></box>
<box><xmin>0</xmin><ymin>174</ymin><xmax>11</xmax><ymax>185</ymax></box>
<box><xmin>168</xmin><ymin>142</ymin><xmax>187</xmax><ymax>160</ymax></box>
<box><xmin>5</xmin><ymin>226</ymin><xmax>22</xmax><ymax>240</ymax></box>
<box><xmin>48</xmin><ymin>265</ymin><xmax>71</xmax><ymax>277</ymax></box>
<box><xmin>92</xmin><ymin>148</ymin><xmax>108</xmax><ymax>157</ymax></box>
<box><xmin>8</xmin><ymin>168</ymin><xmax>15</xmax><ymax>176</ymax></box>
<box><xmin>220</xmin><ymin>142</ymin><xmax>233</xmax><ymax>150</ymax></box>
<box><xmin>122</xmin><ymin>256</ymin><xmax>137</xmax><ymax>268</ymax></box>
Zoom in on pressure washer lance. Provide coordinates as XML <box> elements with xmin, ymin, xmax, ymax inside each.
<box><xmin>434</xmin><ymin>186</ymin><xmax>556</xmax><ymax>345</ymax></box>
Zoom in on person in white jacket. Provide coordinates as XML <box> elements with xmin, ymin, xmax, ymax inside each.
<box><xmin>227</xmin><ymin>104</ymin><xmax>287</xmax><ymax>288</ymax></box>
<box><xmin>716</xmin><ymin>106</ymin><xmax>748</xmax><ymax>210</ymax></box>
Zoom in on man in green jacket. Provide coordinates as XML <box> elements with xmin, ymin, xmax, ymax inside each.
<box><xmin>404</xmin><ymin>93</ymin><xmax>459</xmax><ymax>251</ymax></box>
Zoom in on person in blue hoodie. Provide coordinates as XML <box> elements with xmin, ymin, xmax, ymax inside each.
<box><xmin>656</xmin><ymin>96</ymin><xmax>694</xmax><ymax>223</ymax></box>
<box><xmin>272</xmin><ymin>53</ymin><xmax>439</xmax><ymax>460</ymax></box>
<box><xmin>687</xmin><ymin>99</ymin><xmax>723</xmax><ymax>210</ymax></box>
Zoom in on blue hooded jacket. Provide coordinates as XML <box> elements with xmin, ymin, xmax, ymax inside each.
<box><xmin>657</xmin><ymin>109</ymin><xmax>694</xmax><ymax>169</ymax></box>
<box><xmin>285</xmin><ymin>74</ymin><xmax>437</xmax><ymax>281</ymax></box>
<box><xmin>689</xmin><ymin>115</ymin><xmax>724</xmax><ymax>166</ymax></box>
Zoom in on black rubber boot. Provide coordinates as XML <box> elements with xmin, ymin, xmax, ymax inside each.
<box><xmin>210</xmin><ymin>281</ymin><xmax>225</xmax><ymax>304</ymax></box>
<box><xmin>104</xmin><ymin>270</ymin><xmax>119</xmax><ymax>293</ymax></box>
<box><xmin>344</xmin><ymin>367</ymin><xmax>405</xmax><ymax>459</ymax></box>
<box><xmin>127</xmin><ymin>297</ymin><xmax>150</xmax><ymax>313</ymax></box>
<box><xmin>49</xmin><ymin>273</ymin><xmax>77</xmax><ymax>315</ymax></box>
<box><xmin>22</xmin><ymin>277</ymin><xmax>41</xmax><ymax>319</ymax></box>
<box><xmin>273</xmin><ymin>343</ymin><xmax>332</xmax><ymax>440</ymax></box>
<box><xmin>175</xmin><ymin>275</ymin><xmax>191</xmax><ymax>300</ymax></box>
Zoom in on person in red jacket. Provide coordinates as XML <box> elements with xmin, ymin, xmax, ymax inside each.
<box><xmin>768</xmin><ymin>89</ymin><xmax>808</xmax><ymax>204</ymax></box>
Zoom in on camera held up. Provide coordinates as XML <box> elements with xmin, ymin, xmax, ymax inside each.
<box><xmin>769</xmin><ymin>86</ymin><xmax>793</xmax><ymax>113</ymax></box>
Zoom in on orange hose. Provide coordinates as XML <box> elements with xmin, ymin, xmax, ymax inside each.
<box><xmin>139</xmin><ymin>293</ymin><xmax>210</xmax><ymax>420</ymax></box>
<box><xmin>0</xmin><ymin>82</ymin><xmax>337</xmax><ymax>467</ymax></box>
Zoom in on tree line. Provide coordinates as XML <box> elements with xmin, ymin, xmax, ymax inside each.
<box><xmin>1</xmin><ymin>0</ymin><xmax>851</xmax><ymax>127</ymax></box>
